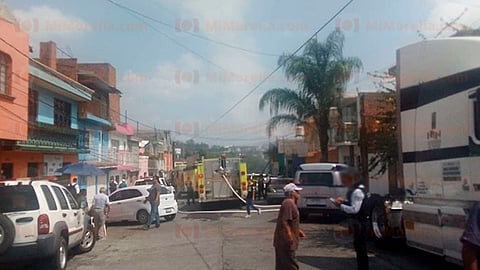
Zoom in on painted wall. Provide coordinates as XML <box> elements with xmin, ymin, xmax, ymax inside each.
<box><xmin>0</xmin><ymin>151</ymin><xmax>76</xmax><ymax>178</ymax></box>
<box><xmin>32</xmin><ymin>84</ymin><xmax>80</xmax><ymax>128</ymax></box>
<box><xmin>0</xmin><ymin>17</ymin><xmax>29</xmax><ymax>140</ymax></box>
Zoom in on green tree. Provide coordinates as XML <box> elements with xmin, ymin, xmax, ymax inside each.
<box><xmin>259</xmin><ymin>29</ymin><xmax>362</xmax><ymax>161</ymax></box>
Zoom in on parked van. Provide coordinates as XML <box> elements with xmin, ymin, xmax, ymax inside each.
<box><xmin>295</xmin><ymin>163</ymin><xmax>359</xmax><ymax>220</ymax></box>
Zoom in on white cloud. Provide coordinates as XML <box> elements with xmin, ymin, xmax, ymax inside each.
<box><xmin>13</xmin><ymin>6</ymin><xmax>90</xmax><ymax>55</ymax></box>
<box><xmin>427</xmin><ymin>0</ymin><xmax>480</xmax><ymax>37</ymax></box>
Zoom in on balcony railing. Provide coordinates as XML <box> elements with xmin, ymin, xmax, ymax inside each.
<box><xmin>16</xmin><ymin>122</ymin><xmax>88</xmax><ymax>152</ymax></box>
<box><xmin>107</xmin><ymin>149</ymin><xmax>139</xmax><ymax>167</ymax></box>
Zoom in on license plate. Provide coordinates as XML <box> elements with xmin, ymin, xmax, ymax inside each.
<box><xmin>166</xmin><ymin>208</ymin><xmax>173</xmax><ymax>213</ymax></box>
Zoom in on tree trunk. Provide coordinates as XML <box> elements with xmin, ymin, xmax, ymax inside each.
<box><xmin>317</xmin><ymin>114</ymin><xmax>330</xmax><ymax>162</ymax></box>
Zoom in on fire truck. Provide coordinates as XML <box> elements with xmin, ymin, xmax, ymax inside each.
<box><xmin>178</xmin><ymin>156</ymin><xmax>248</xmax><ymax>206</ymax></box>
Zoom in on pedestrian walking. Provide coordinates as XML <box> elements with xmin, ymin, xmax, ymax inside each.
<box><xmin>187</xmin><ymin>182</ymin><xmax>195</xmax><ymax>205</ymax></box>
<box><xmin>273</xmin><ymin>183</ymin><xmax>305</xmax><ymax>270</ymax></box>
<box><xmin>144</xmin><ymin>176</ymin><xmax>161</xmax><ymax>230</ymax></box>
<box><xmin>334</xmin><ymin>180</ymin><xmax>369</xmax><ymax>270</ymax></box>
<box><xmin>461</xmin><ymin>201</ymin><xmax>480</xmax><ymax>270</ymax></box>
<box><xmin>245</xmin><ymin>180</ymin><xmax>261</xmax><ymax>218</ymax></box>
<box><xmin>90</xmin><ymin>187</ymin><xmax>110</xmax><ymax>241</ymax></box>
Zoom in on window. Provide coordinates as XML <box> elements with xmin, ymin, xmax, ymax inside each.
<box><xmin>41</xmin><ymin>185</ymin><xmax>58</xmax><ymax>210</ymax></box>
<box><xmin>79</xmin><ymin>130</ymin><xmax>90</xmax><ymax>149</ymax></box>
<box><xmin>28</xmin><ymin>90</ymin><xmax>38</xmax><ymax>123</ymax></box>
<box><xmin>63</xmin><ymin>188</ymin><xmax>79</xmax><ymax>209</ymax></box>
<box><xmin>0</xmin><ymin>186</ymin><xmax>39</xmax><ymax>212</ymax></box>
<box><xmin>1</xmin><ymin>163</ymin><xmax>13</xmax><ymax>179</ymax></box>
<box><xmin>431</xmin><ymin>112</ymin><xmax>437</xmax><ymax>129</ymax></box>
<box><xmin>110</xmin><ymin>189</ymin><xmax>142</xmax><ymax>201</ymax></box>
<box><xmin>298</xmin><ymin>172</ymin><xmax>334</xmax><ymax>186</ymax></box>
<box><xmin>475</xmin><ymin>91</ymin><xmax>480</xmax><ymax>140</ymax></box>
<box><xmin>27</xmin><ymin>163</ymin><xmax>39</xmax><ymax>177</ymax></box>
<box><xmin>0</xmin><ymin>52</ymin><xmax>11</xmax><ymax>95</ymax></box>
<box><xmin>52</xmin><ymin>186</ymin><xmax>69</xmax><ymax>210</ymax></box>
<box><xmin>54</xmin><ymin>98</ymin><xmax>71</xmax><ymax>128</ymax></box>
<box><xmin>111</xmin><ymin>139</ymin><xmax>119</xmax><ymax>149</ymax></box>
<box><xmin>160</xmin><ymin>186</ymin><xmax>171</xmax><ymax>194</ymax></box>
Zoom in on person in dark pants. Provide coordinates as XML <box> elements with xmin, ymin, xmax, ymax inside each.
<box><xmin>143</xmin><ymin>176</ymin><xmax>161</xmax><ymax>230</ymax></box>
<box><xmin>245</xmin><ymin>181</ymin><xmax>261</xmax><ymax>218</ymax></box>
<box><xmin>187</xmin><ymin>182</ymin><xmax>195</xmax><ymax>205</ymax></box>
<box><xmin>334</xmin><ymin>182</ymin><xmax>369</xmax><ymax>270</ymax></box>
<box><xmin>461</xmin><ymin>201</ymin><xmax>480</xmax><ymax>270</ymax></box>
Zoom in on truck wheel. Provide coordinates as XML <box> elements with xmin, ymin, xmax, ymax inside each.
<box><xmin>46</xmin><ymin>237</ymin><xmax>68</xmax><ymax>270</ymax></box>
<box><xmin>0</xmin><ymin>214</ymin><xmax>15</xmax><ymax>254</ymax></box>
<box><xmin>74</xmin><ymin>225</ymin><xmax>96</xmax><ymax>254</ymax></box>
<box><xmin>137</xmin><ymin>210</ymin><xmax>149</xmax><ymax>224</ymax></box>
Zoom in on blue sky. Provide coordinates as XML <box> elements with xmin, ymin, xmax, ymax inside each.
<box><xmin>7</xmin><ymin>0</ymin><xmax>480</xmax><ymax>146</ymax></box>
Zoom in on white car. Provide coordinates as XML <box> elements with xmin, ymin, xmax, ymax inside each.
<box><xmin>107</xmin><ymin>185</ymin><xmax>178</xmax><ymax>224</ymax></box>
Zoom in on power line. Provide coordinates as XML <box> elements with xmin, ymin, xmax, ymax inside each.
<box><xmin>194</xmin><ymin>0</ymin><xmax>355</xmax><ymax>139</ymax></box>
<box><xmin>105</xmin><ymin>0</ymin><xmax>227</xmax><ymax>72</ymax></box>
<box><xmin>105</xmin><ymin>0</ymin><xmax>280</xmax><ymax>57</ymax></box>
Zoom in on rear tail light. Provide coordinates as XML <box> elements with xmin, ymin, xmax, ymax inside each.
<box><xmin>38</xmin><ymin>214</ymin><xmax>50</xmax><ymax>234</ymax></box>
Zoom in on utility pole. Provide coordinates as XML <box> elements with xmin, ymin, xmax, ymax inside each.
<box><xmin>359</xmin><ymin>93</ymin><xmax>369</xmax><ymax>187</ymax></box>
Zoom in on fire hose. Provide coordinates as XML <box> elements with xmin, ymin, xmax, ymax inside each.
<box><xmin>177</xmin><ymin>170</ymin><xmax>281</xmax><ymax>214</ymax></box>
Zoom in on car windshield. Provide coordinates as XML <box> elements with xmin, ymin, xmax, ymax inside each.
<box><xmin>0</xmin><ymin>185</ymin><xmax>39</xmax><ymax>212</ymax></box>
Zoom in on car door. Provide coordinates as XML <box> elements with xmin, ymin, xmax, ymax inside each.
<box><xmin>108</xmin><ymin>190</ymin><xmax>125</xmax><ymax>222</ymax></box>
<box><xmin>51</xmin><ymin>186</ymin><xmax>83</xmax><ymax>245</ymax></box>
<box><xmin>120</xmin><ymin>189</ymin><xmax>146</xmax><ymax>221</ymax></box>
<box><xmin>109</xmin><ymin>189</ymin><xmax>145</xmax><ymax>222</ymax></box>
<box><xmin>62</xmin><ymin>187</ymin><xmax>84</xmax><ymax>243</ymax></box>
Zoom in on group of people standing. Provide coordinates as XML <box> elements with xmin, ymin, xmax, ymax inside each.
<box><xmin>109</xmin><ymin>175</ymin><xmax>128</xmax><ymax>194</ymax></box>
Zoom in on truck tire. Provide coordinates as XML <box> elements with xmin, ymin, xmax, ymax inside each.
<box><xmin>0</xmin><ymin>214</ymin><xmax>15</xmax><ymax>254</ymax></box>
<box><xmin>46</xmin><ymin>237</ymin><xmax>68</xmax><ymax>270</ymax></box>
<box><xmin>74</xmin><ymin>225</ymin><xmax>96</xmax><ymax>254</ymax></box>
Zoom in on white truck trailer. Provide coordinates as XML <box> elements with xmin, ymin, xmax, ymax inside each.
<box><xmin>395</xmin><ymin>36</ymin><xmax>480</xmax><ymax>264</ymax></box>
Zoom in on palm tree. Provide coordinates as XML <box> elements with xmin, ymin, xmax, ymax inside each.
<box><xmin>259</xmin><ymin>29</ymin><xmax>362</xmax><ymax>162</ymax></box>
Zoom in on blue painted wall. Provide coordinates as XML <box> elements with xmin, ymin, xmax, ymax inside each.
<box><xmin>33</xmin><ymin>85</ymin><xmax>79</xmax><ymax>129</ymax></box>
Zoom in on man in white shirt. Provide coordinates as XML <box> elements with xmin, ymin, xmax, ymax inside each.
<box><xmin>334</xmin><ymin>182</ymin><xmax>368</xmax><ymax>270</ymax></box>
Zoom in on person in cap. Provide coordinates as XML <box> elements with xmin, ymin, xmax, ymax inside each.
<box><xmin>273</xmin><ymin>183</ymin><xmax>305</xmax><ymax>270</ymax></box>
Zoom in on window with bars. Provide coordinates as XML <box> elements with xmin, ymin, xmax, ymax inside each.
<box><xmin>54</xmin><ymin>98</ymin><xmax>71</xmax><ymax>128</ymax></box>
<box><xmin>0</xmin><ymin>52</ymin><xmax>12</xmax><ymax>95</ymax></box>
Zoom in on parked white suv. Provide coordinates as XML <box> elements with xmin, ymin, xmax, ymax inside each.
<box><xmin>0</xmin><ymin>179</ymin><xmax>95</xmax><ymax>270</ymax></box>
